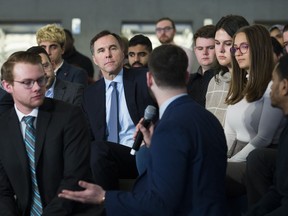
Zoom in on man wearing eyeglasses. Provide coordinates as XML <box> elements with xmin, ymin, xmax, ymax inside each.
<box><xmin>0</xmin><ymin>51</ymin><xmax>101</xmax><ymax>215</ymax></box>
<box><xmin>155</xmin><ymin>17</ymin><xmax>194</xmax><ymax>73</ymax></box>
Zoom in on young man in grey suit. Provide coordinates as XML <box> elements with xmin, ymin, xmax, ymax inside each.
<box><xmin>0</xmin><ymin>51</ymin><xmax>99</xmax><ymax>215</ymax></box>
<box><xmin>27</xmin><ymin>46</ymin><xmax>84</xmax><ymax>106</ymax></box>
<box><xmin>59</xmin><ymin>44</ymin><xmax>228</xmax><ymax>216</ymax></box>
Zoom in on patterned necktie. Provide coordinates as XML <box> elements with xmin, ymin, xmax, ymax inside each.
<box><xmin>23</xmin><ymin>116</ymin><xmax>43</xmax><ymax>215</ymax></box>
<box><xmin>107</xmin><ymin>81</ymin><xmax>119</xmax><ymax>143</ymax></box>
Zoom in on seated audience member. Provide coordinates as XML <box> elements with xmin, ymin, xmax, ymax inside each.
<box><xmin>36</xmin><ymin>24</ymin><xmax>88</xmax><ymax>86</ymax></box>
<box><xmin>63</xmin><ymin>29</ymin><xmax>95</xmax><ymax>84</ymax></box>
<box><xmin>269</xmin><ymin>24</ymin><xmax>284</xmax><ymax>46</ymax></box>
<box><xmin>246</xmin><ymin>54</ymin><xmax>288</xmax><ymax>216</ymax></box>
<box><xmin>59</xmin><ymin>44</ymin><xmax>228</xmax><ymax>216</ymax></box>
<box><xmin>206</xmin><ymin>15</ymin><xmax>249</xmax><ymax>126</ymax></box>
<box><xmin>188</xmin><ymin>24</ymin><xmax>220</xmax><ymax>107</ymax></box>
<box><xmin>225</xmin><ymin>24</ymin><xmax>285</xmax><ymax>202</ymax></box>
<box><xmin>27</xmin><ymin>46</ymin><xmax>84</xmax><ymax>106</ymax></box>
<box><xmin>0</xmin><ymin>51</ymin><xmax>99</xmax><ymax>215</ymax></box>
<box><xmin>82</xmin><ymin>30</ymin><xmax>156</xmax><ymax>190</ymax></box>
<box><xmin>155</xmin><ymin>17</ymin><xmax>194</xmax><ymax>73</ymax></box>
<box><xmin>128</xmin><ymin>34</ymin><xmax>152</xmax><ymax>68</ymax></box>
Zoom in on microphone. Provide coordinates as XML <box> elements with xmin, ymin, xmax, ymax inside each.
<box><xmin>130</xmin><ymin>105</ymin><xmax>157</xmax><ymax>155</ymax></box>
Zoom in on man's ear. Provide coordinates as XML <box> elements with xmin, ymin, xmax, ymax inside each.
<box><xmin>185</xmin><ymin>71</ymin><xmax>189</xmax><ymax>85</ymax></box>
<box><xmin>146</xmin><ymin>71</ymin><xmax>153</xmax><ymax>88</ymax></box>
<box><xmin>281</xmin><ymin>79</ymin><xmax>288</xmax><ymax>96</ymax></box>
<box><xmin>2</xmin><ymin>80</ymin><xmax>13</xmax><ymax>94</ymax></box>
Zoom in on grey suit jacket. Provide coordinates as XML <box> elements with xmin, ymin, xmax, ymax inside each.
<box><xmin>53</xmin><ymin>78</ymin><xmax>84</xmax><ymax>106</ymax></box>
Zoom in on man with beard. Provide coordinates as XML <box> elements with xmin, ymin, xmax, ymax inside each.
<box><xmin>246</xmin><ymin>54</ymin><xmax>288</xmax><ymax>215</ymax></box>
<box><xmin>155</xmin><ymin>17</ymin><xmax>194</xmax><ymax>73</ymax></box>
<box><xmin>27</xmin><ymin>46</ymin><xmax>84</xmax><ymax>106</ymax></box>
<box><xmin>128</xmin><ymin>34</ymin><xmax>152</xmax><ymax>68</ymax></box>
<box><xmin>36</xmin><ymin>24</ymin><xmax>88</xmax><ymax>87</ymax></box>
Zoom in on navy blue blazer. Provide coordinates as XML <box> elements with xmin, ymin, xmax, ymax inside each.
<box><xmin>105</xmin><ymin>95</ymin><xmax>227</xmax><ymax>216</ymax></box>
<box><xmin>56</xmin><ymin>61</ymin><xmax>88</xmax><ymax>87</ymax></box>
<box><xmin>82</xmin><ymin>67</ymin><xmax>155</xmax><ymax>142</ymax></box>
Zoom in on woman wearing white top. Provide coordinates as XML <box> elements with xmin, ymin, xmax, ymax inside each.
<box><xmin>225</xmin><ymin>24</ymin><xmax>285</xmax><ymax>200</ymax></box>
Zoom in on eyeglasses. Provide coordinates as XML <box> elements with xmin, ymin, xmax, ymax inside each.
<box><xmin>155</xmin><ymin>26</ymin><xmax>174</xmax><ymax>33</ymax></box>
<box><xmin>230</xmin><ymin>43</ymin><xmax>249</xmax><ymax>55</ymax></box>
<box><xmin>13</xmin><ymin>76</ymin><xmax>47</xmax><ymax>89</ymax></box>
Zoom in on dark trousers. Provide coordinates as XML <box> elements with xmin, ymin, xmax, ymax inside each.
<box><xmin>246</xmin><ymin>148</ymin><xmax>277</xmax><ymax>207</ymax></box>
<box><xmin>90</xmin><ymin>141</ymin><xmax>138</xmax><ymax>190</ymax></box>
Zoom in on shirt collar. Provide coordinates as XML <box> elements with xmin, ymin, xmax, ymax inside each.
<box><xmin>54</xmin><ymin>60</ymin><xmax>64</xmax><ymax>74</ymax></box>
<box><xmin>159</xmin><ymin>93</ymin><xmax>187</xmax><ymax>119</ymax></box>
<box><xmin>46</xmin><ymin>78</ymin><xmax>56</xmax><ymax>92</ymax></box>
<box><xmin>14</xmin><ymin>104</ymin><xmax>39</xmax><ymax>122</ymax></box>
<box><xmin>104</xmin><ymin>69</ymin><xmax>124</xmax><ymax>91</ymax></box>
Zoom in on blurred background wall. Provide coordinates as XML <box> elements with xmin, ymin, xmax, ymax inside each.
<box><xmin>0</xmin><ymin>0</ymin><xmax>287</xmax><ymax>78</ymax></box>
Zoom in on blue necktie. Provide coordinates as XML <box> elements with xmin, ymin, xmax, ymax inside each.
<box><xmin>23</xmin><ymin>116</ymin><xmax>43</xmax><ymax>215</ymax></box>
<box><xmin>107</xmin><ymin>82</ymin><xmax>119</xmax><ymax>143</ymax></box>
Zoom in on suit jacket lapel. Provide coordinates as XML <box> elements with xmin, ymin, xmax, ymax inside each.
<box><xmin>34</xmin><ymin>99</ymin><xmax>52</xmax><ymax>166</ymax></box>
<box><xmin>53</xmin><ymin>79</ymin><xmax>66</xmax><ymax>101</ymax></box>
<box><xmin>9</xmin><ymin>109</ymin><xmax>30</xmax><ymax>174</ymax></box>
<box><xmin>123</xmin><ymin>69</ymin><xmax>138</xmax><ymax>124</ymax></box>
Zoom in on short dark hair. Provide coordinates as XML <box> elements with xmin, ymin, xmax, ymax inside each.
<box><xmin>128</xmin><ymin>34</ymin><xmax>153</xmax><ymax>52</ymax></box>
<box><xmin>275</xmin><ymin>54</ymin><xmax>288</xmax><ymax>80</ymax></box>
<box><xmin>64</xmin><ymin>29</ymin><xmax>73</xmax><ymax>40</ymax></box>
<box><xmin>156</xmin><ymin>17</ymin><xmax>176</xmax><ymax>30</ymax></box>
<box><xmin>148</xmin><ymin>44</ymin><xmax>187</xmax><ymax>88</ymax></box>
<box><xmin>216</xmin><ymin>15</ymin><xmax>249</xmax><ymax>38</ymax></box>
<box><xmin>26</xmin><ymin>46</ymin><xmax>51</xmax><ymax>61</ymax></box>
<box><xmin>90</xmin><ymin>30</ymin><xmax>124</xmax><ymax>54</ymax></box>
<box><xmin>1</xmin><ymin>51</ymin><xmax>42</xmax><ymax>83</ymax></box>
<box><xmin>271</xmin><ymin>37</ymin><xmax>284</xmax><ymax>57</ymax></box>
<box><xmin>193</xmin><ymin>25</ymin><xmax>216</xmax><ymax>45</ymax></box>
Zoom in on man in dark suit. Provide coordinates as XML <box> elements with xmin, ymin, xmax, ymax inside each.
<box><xmin>27</xmin><ymin>46</ymin><xmax>84</xmax><ymax>106</ymax></box>
<box><xmin>59</xmin><ymin>44</ymin><xmax>228</xmax><ymax>216</ymax></box>
<box><xmin>82</xmin><ymin>30</ymin><xmax>155</xmax><ymax>190</ymax></box>
<box><xmin>0</xmin><ymin>51</ymin><xmax>99</xmax><ymax>215</ymax></box>
<box><xmin>0</xmin><ymin>88</ymin><xmax>13</xmax><ymax>114</ymax></box>
<box><xmin>36</xmin><ymin>24</ymin><xmax>88</xmax><ymax>87</ymax></box>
